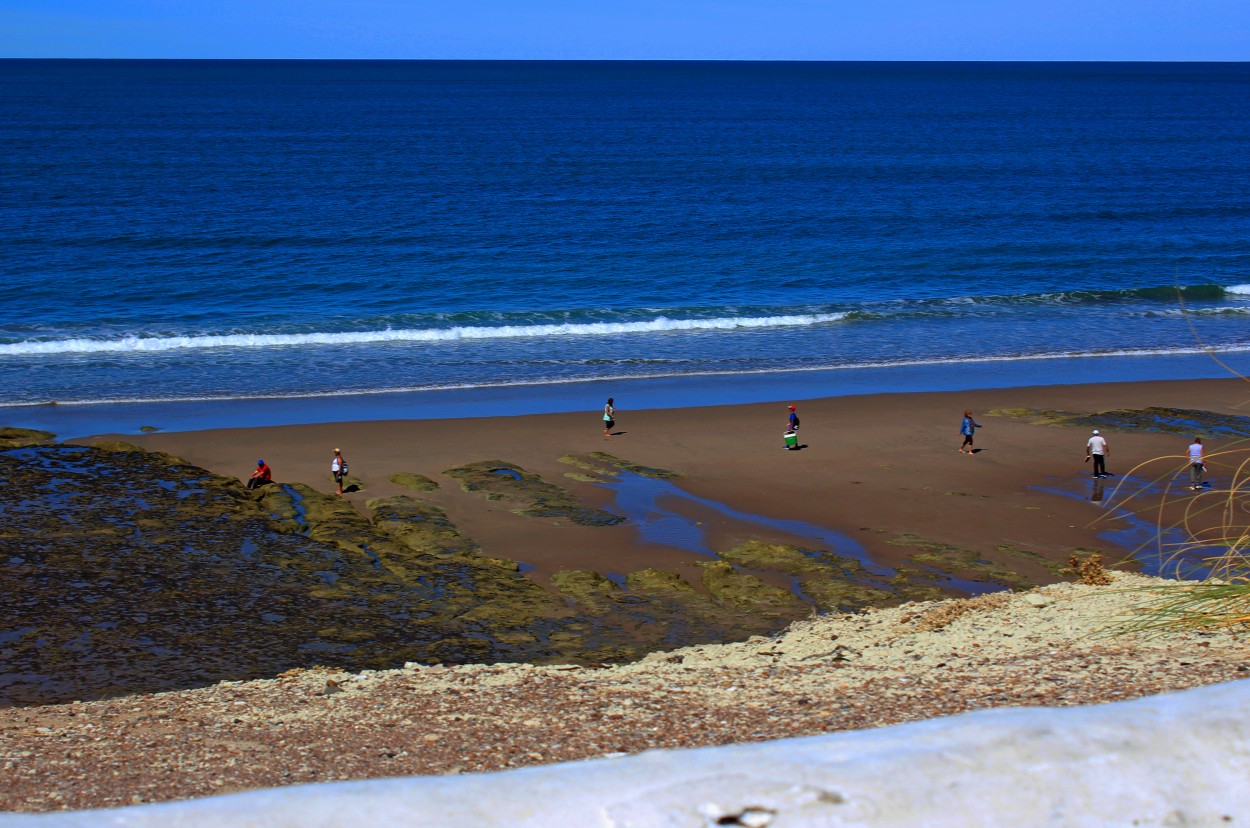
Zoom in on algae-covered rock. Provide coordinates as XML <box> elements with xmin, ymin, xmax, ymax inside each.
<box><xmin>587</xmin><ymin>451</ymin><xmax>682</xmax><ymax>479</ymax></box>
<box><xmin>389</xmin><ymin>472</ymin><xmax>440</xmax><ymax>492</ymax></box>
<box><xmin>720</xmin><ymin>540</ymin><xmax>860</xmax><ymax>576</ymax></box>
<box><xmin>256</xmin><ymin>485</ymin><xmax>302</xmax><ymax>530</ymax></box>
<box><xmin>552</xmin><ymin>570</ymin><xmax>620</xmax><ymax>609</ymax></box>
<box><xmin>697</xmin><ymin>560</ymin><xmax>806</xmax><ymax>612</ymax></box>
<box><xmin>444</xmin><ymin>460</ymin><xmax>625</xmax><ymax>527</ymax></box>
<box><xmin>889</xmin><ymin>533</ymin><xmax>1038</xmax><ymax>590</ymax></box>
<box><xmin>994</xmin><ymin>542</ymin><xmax>1072</xmax><ymax>576</ymax></box>
<box><xmin>89</xmin><ymin>439</ymin><xmax>147</xmax><ymax>453</ymax></box>
<box><xmin>0</xmin><ymin>427</ymin><xmax>56</xmax><ymax>448</ymax></box>
<box><xmin>557</xmin><ymin>455</ymin><xmax>615</xmax><ymax>480</ymax></box>
<box><xmin>625</xmin><ymin>568</ymin><xmax>697</xmax><ymax>593</ymax></box>
<box><xmin>800</xmin><ymin>578</ymin><xmax>894</xmax><ymax>611</ymax></box>
<box><xmin>368</xmin><ymin>495</ymin><xmax>477</xmax><ymax>557</ymax></box>
<box><xmin>989</xmin><ymin>406</ymin><xmax>1250</xmax><ymax>438</ymax></box>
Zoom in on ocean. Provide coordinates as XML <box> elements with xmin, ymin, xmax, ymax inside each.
<box><xmin>2</xmin><ymin>60</ymin><xmax>1249</xmax><ymax>433</ymax></box>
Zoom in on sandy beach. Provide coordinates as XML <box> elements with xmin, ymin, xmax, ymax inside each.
<box><xmin>118</xmin><ymin>376</ymin><xmax>1250</xmax><ymax>583</ymax></box>
<box><xmin>3</xmin><ymin>376</ymin><xmax>1249</xmax><ymax>813</ymax></box>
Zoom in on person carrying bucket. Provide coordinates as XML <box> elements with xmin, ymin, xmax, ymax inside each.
<box><xmin>784</xmin><ymin>405</ymin><xmax>800</xmax><ymax>450</ymax></box>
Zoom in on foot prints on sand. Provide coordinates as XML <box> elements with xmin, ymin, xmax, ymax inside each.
<box><xmin>0</xmin><ymin>431</ymin><xmax>1082</xmax><ymax>706</ymax></box>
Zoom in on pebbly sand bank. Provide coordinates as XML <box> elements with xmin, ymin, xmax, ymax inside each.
<box><xmin>2</xmin><ymin>377</ymin><xmax>1250</xmax><ymax>813</ymax></box>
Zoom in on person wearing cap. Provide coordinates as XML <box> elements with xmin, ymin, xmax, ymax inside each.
<box><xmin>784</xmin><ymin>405</ymin><xmax>800</xmax><ymax>449</ymax></box>
<box><xmin>246</xmin><ymin>459</ymin><xmax>272</xmax><ymax>490</ymax></box>
<box><xmin>1086</xmin><ymin>429</ymin><xmax>1109</xmax><ymax>478</ymax></box>
<box><xmin>331</xmin><ymin>448</ymin><xmax>348</xmax><ymax>495</ymax></box>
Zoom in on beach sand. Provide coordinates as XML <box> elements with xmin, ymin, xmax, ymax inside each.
<box><xmin>115</xmin><ymin>377</ymin><xmax>1249</xmax><ymax>584</ymax></box>
<box><xmin>3</xmin><ymin>377</ymin><xmax>1249</xmax><ymax>813</ymax></box>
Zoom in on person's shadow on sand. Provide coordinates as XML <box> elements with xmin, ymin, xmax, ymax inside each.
<box><xmin>343</xmin><ymin>483</ymin><xmax>362</xmax><ymax>493</ymax></box>
<box><xmin>607</xmin><ymin>431</ymin><xmax>627</xmax><ymax>437</ymax></box>
<box><xmin>786</xmin><ymin>444</ymin><xmax>810</xmax><ymax>451</ymax></box>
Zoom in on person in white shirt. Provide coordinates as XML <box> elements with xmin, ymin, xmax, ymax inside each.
<box><xmin>1188</xmin><ymin>436</ymin><xmax>1205</xmax><ymax>490</ymax></box>
<box><xmin>331</xmin><ymin>447</ymin><xmax>348</xmax><ymax>495</ymax></box>
<box><xmin>1085</xmin><ymin>429</ymin><xmax>1109</xmax><ymax>478</ymax></box>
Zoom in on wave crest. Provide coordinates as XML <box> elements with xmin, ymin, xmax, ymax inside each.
<box><xmin>0</xmin><ymin>312</ymin><xmax>852</xmax><ymax>357</ymax></box>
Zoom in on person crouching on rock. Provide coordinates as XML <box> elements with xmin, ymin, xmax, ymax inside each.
<box><xmin>247</xmin><ymin>459</ymin><xmax>272</xmax><ymax>490</ymax></box>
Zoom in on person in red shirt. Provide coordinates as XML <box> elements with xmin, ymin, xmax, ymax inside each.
<box><xmin>247</xmin><ymin>459</ymin><xmax>272</xmax><ymax>490</ymax></box>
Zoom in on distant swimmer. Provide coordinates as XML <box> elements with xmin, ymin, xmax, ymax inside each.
<box><xmin>959</xmin><ymin>410</ymin><xmax>981</xmax><ymax>454</ymax></box>
<box><xmin>246</xmin><ymin>459</ymin><xmax>272</xmax><ymax>490</ymax></box>
<box><xmin>331</xmin><ymin>448</ymin><xmax>348</xmax><ymax>495</ymax></box>
<box><xmin>603</xmin><ymin>397</ymin><xmax>616</xmax><ymax>439</ymax></box>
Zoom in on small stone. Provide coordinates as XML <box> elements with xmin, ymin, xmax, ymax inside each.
<box><xmin>1024</xmin><ymin>593</ymin><xmax>1055</xmax><ymax>608</ymax></box>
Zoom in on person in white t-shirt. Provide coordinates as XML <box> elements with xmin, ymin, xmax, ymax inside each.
<box><xmin>1188</xmin><ymin>436</ymin><xmax>1205</xmax><ymax>490</ymax></box>
<box><xmin>1085</xmin><ymin>429</ymin><xmax>1109</xmax><ymax>478</ymax></box>
<box><xmin>331</xmin><ymin>447</ymin><xmax>348</xmax><ymax>495</ymax></box>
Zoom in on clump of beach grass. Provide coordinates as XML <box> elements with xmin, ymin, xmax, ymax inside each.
<box><xmin>1098</xmin><ymin>301</ymin><xmax>1250</xmax><ymax>635</ymax></box>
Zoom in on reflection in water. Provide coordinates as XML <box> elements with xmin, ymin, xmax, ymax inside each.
<box><xmin>599</xmin><ymin>471</ymin><xmax>1005</xmax><ymax>598</ymax></box>
<box><xmin>1034</xmin><ymin>475</ymin><xmax>1224</xmax><ymax>579</ymax></box>
<box><xmin>601</xmin><ymin>470</ymin><xmax>889</xmax><ymax>574</ymax></box>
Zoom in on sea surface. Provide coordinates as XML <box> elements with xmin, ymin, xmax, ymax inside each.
<box><xmin>2</xmin><ymin>60</ymin><xmax>1249</xmax><ymax>431</ymax></box>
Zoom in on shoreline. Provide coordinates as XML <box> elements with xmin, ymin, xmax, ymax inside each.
<box><xmin>5</xmin><ymin>350</ymin><xmax>1246</xmax><ymax>439</ymax></box>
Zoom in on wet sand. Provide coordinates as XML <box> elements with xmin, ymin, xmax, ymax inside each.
<box><xmin>112</xmin><ymin>377</ymin><xmax>1250</xmax><ymax>587</ymax></box>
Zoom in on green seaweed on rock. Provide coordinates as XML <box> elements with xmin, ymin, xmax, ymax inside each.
<box><xmin>444</xmin><ymin>460</ymin><xmax>625</xmax><ymax>526</ymax></box>
<box><xmin>388</xmin><ymin>472</ymin><xmax>440</xmax><ymax>492</ymax></box>
<box><xmin>0</xmin><ymin>427</ymin><xmax>55</xmax><ymax>448</ymax></box>
<box><xmin>988</xmin><ymin>406</ymin><xmax>1250</xmax><ymax>438</ymax></box>
<box><xmin>586</xmin><ymin>451</ymin><xmax>682</xmax><ymax>479</ymax></box>
<box><xmin>889</xmin><ymin>533</ymin><xmax>1038</xmax><ymax>590</ymax></box>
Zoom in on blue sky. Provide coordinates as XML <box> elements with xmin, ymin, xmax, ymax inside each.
<box><xmin>2</xmin><ymin>0</ymin><xmax>1247</xmax><ymax>60</ymax></box>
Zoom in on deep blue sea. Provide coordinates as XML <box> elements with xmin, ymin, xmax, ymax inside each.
<box><xmin>2</xmin><ymin>60</ymin><xmax>1249</xmax><ymax>431</ymax></box>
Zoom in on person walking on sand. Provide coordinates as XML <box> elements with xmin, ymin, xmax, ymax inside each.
<box><xmin>784</xmin><ymin>405</ymin><xmax>800</xmax><ymax>449</ymax></box>
<box><xmin>331</xmin><ymin>447</ymin><xmax>348</xmax><ymax>495</ymax></box>
<box><xmin>1188</xmin><ymin>436</ymin><xmax>1205</xmax><ymax>490</ymax></box>
<box><xmin>603</xmin><ymin>398</ymin><xmax>616</xmax><ymax>439</ymax></box>
<box><xmin>959</xmin><ymin>410</ymin><xmax>981</xmax><ymax>454</ymax></box>
<box><xmin>246</xmin><ymin>459</ymin><xmax>272</xmax><ymax>490</ymax></box>
<box><xmin>1085</xmin><ymin>430</ymin><xmax>1109</xmax><ymax>478</ymax></box>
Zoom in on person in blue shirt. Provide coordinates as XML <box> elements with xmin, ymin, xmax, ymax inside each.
<box><xmin>959</xmin><ymin>410</ymin><xmax>982</xmax><ymax>455</ymax></box>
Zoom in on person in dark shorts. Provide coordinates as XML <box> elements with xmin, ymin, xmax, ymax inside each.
<box><xmin>959</xmin><ymin>410</ymin><xmax>981</xmax><ymax>454</ymax></box>
<box><xmin>331</xmin><ymin>448</ymin><xmax>348</xmax><ymax>495</ymax></box>
<box><xmin>784</xmin><ymin>405</ymin><xmax>800</xmax><ymax>449</ymax></box>
<box><xmin>1188</xmin><ymin>436</ymin><xmax>1205</xmax><ymax>490</ymax></box>
<box><xmin>246</xmin><ymin>459</ymin><xmax>272</xmax><ymax>490</ymax></box>
<box><xmin>603</xmin><ymin>398</ymin><xmax>616</xmax><ymax>439</ymax></box>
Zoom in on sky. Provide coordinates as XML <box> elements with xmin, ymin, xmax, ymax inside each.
<box><xmin>1</xmin><ymin>0</ymin><xmax>1247</xmax><ymax>60</ymax></box>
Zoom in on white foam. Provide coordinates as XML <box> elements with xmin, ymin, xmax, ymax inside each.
<box><xmin>1226</xmin><ymin>283</ymin><xmax>1250</xmax><ymax>296</ymax></box>
<box><xmin>0</xmin><ymin>313</ymin><xmax>852</xmax><ymax>357</ymax></box>
<box><xmin>15</xmin><ymin>342</ymin><xmax>1250</xmax><ymax>408</ymax></box>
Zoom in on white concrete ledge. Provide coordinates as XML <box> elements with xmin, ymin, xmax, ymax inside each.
<box><xmin>6</xmin><ymin>679</ymin><xmax>1249</xmax><ymax>827</ymax></box>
